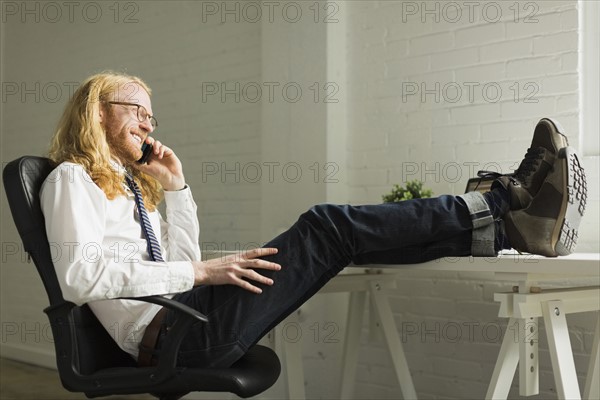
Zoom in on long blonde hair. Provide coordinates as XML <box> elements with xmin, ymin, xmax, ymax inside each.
<box><xmin>48</xmin><ymin>71</ymin><xmax>162</xmax><ymax>211</ymax></box>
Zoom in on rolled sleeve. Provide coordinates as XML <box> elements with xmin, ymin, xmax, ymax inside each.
<box><xmin>161</xmin><ymin>185</ymin><xmax>202</xmax><ymax>262</ymax></box>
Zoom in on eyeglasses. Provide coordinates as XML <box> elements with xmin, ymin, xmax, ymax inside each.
<box><xmin>107</xmin><ymin>101</ymin><xmax>158</xmax><ymax>128</ymax></box>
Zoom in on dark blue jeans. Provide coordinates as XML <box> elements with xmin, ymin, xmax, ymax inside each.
<box><xmin>162</xmin><ymin>194</ymin><xmax>493</xmax><ymax>368</ymax></box>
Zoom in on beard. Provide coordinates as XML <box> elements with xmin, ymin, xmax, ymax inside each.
<box><xmin>104</xmin><ymin>123</ymin><xmax>144</xmax><ymax>166</ymax></box>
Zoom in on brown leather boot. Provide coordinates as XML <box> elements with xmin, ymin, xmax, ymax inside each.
<box><xmin>481</xmin><ymin>118</ymin><xmax>570</xmax><ymax>210</ymax></box>
<box><xmin>504</xmin><ymin>147</ymin><xmax>587</xmax><ymax>256</ymax></box>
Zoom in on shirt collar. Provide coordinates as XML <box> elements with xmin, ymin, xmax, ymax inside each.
<box><xmin>109</xmin><ymin>158</ymin><xmax>129</xmax><ymax>177</ymax></box>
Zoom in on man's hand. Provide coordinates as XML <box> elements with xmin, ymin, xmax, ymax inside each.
<box><xmin>192</xmin><ymin>248</ymin><xmax>281</xmax><ymax>294</ymax></box>
<box><xmin>134</xmin><ymin>136</ymin><xmax>186</xmax><ymax>191</ymax></box>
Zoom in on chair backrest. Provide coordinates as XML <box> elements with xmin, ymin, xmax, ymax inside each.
<box><xmin>2</xmin><ymin>156</ymin><xmax>136</xmax><ymax>377</ymax></box>
<box><xmin>3</xmin><ymin>156</ymin><xmax>63</xmax><ymax>304</ymax></box>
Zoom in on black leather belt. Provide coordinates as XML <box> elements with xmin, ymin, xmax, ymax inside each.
<box><xmin>138</xmin><ymin>308</ymin><xmax>167</xmax><ymax>367</ymax></box>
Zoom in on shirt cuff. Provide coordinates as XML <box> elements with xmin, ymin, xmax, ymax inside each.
<box><xmin>168</xmin><ymin>261</ymin><xmax>195</xmax><ymax>292</ymax></box>
<box><xmin>163</xmin><ymin>185</ymin><xmax>195</xmax><ymax>210</ymax></box>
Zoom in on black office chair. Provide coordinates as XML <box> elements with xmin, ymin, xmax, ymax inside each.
<box><xmin>2</xmin><ymin>156</ymin><xmax>281</xmax><ymax>400</ymax></box>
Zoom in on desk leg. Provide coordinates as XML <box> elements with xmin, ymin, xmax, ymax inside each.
<box><xmin>369</xmin><ymin>281</ymin><xmax>417</xmax><ymax>400</ymax></box>
<box><xmin>583</xmin><ymin>313</ymin><xmax>600</xmax><ymax>400</ymax></box>
<box><xmin>519</xmin><ymin>317</ymin><xmax>539</xmax><ymax>396</ymax></box>
<box><xmin>340</xmin><ymin>291</ymin><xmax>366</xmax><ymax>399</ymax></box>
<box><xmin>486</xmin><ymin>317</ymin><xmax>520</xmax><ymax>400</ymax></box>
<box><xmin>542</xmin><ymin>300</ymin><xmax>581</xmax><ymax>400</ymax></box>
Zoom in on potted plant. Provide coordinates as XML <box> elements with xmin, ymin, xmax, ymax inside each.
<box><xmin>382</xmin><ymin>180</ymin><xmax>433</xmax><ymax>203</ymax></box>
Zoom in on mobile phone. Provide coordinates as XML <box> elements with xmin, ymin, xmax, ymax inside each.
<box><xmin>138</xmin><ymin>142</ymin><xmax>153</xmax><ymax>164</ymax></box>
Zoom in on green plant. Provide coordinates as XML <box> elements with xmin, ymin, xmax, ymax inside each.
<box><xmin>382</xmin><ymin>180</ymin><xmax>433</xmax><ymax>203</ymax></box>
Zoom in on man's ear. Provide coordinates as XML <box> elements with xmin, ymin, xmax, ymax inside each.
<box><xmin>98</xmin><ymin>104</ymin><xmax>106</xmax><ymax>124</ymax></box>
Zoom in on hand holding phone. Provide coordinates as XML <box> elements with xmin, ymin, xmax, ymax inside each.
<box><xmin>134</xmin><ymin>139</ymin><xmax>186</xmax><ymax>190</ymax></box>
<box><xmin>138</xmin><ymin>142</ymin><xmax>153</xmax><ymax>164</ymax></box>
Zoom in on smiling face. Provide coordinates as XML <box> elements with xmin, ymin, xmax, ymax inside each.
<box><xmin>100</xmin><ymin>83</ymin><xmax>155</xmax><ymax>165</ymax></box>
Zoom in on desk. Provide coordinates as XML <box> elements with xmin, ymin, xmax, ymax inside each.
<box><xmin>274</xmin><ymin>253</ymin><xmax>600</xmax><ymax>400</ymax></box>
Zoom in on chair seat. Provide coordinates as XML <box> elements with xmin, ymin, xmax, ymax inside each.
<box><xmin>144</xmin><ymin>345</ymin><xmax>281</xmax><ymax>399</ymax></box>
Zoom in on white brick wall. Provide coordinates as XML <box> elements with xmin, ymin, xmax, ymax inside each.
<box><xmin>346</xmin><ymin>1</ymin><xmax>599</xmax><ymax>398</ymax></box>
<box><xmin>347</xmin><ymin>0</ymin><xmax>592</xmax><ymax>199</ymax></box>
<box><xmin>1</xmin><ymin>0</ymin><xmax>262</xmax><ymax>367</ymax></box>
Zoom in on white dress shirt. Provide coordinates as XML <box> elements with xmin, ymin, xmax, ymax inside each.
<box><xmin>40</xmin><ymin>161</ymin><xmax>199</xmax><ymax>358</ymax></box>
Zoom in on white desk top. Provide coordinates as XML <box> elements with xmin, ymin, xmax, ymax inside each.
<box><xmin>347</xmin><ymin>252</ymin><xmax>600</xmax><ymax>278</ymax></box>
<box><xmin>205</xmin><ymin>250</ymin><xmax>599</xmax><ymax>278</ymax></box>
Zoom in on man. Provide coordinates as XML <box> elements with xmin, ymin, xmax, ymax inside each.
<box><xmin>40</xmin><ymin>72</ymin><xmax>587</xmax><ymax>368</ymax></box>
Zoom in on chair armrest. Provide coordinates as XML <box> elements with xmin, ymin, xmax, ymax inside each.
<box><xmin>118</xmin><ymin>295</ymin><xmax>208</xmax><ymax>382</ymax></box>
<box><xmin>123</xmin><ymin>295</ymin><xmax>208</xmax><ymax>323</ymax></box>
<box><xmin>44</xmin><ymin>296</ymin><xmax>209</xmax><ymax>394</ymax></box>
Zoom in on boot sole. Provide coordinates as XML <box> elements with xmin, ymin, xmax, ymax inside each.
<box><xmin>553</xmin><ymin>147</ymin><xmax>587</xmax><ymax>256</ymax></box>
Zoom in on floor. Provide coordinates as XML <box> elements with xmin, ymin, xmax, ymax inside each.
<box><xmin>0</xmin><ymin>358</ymin><xmax>154</xmax><ymax>400</ymax></box>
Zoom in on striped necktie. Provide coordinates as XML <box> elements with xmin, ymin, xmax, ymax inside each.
<box><xmin>125</xmin><ymin>174</ymin><xmax>165</xmax><ymax>262</ymax></box>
